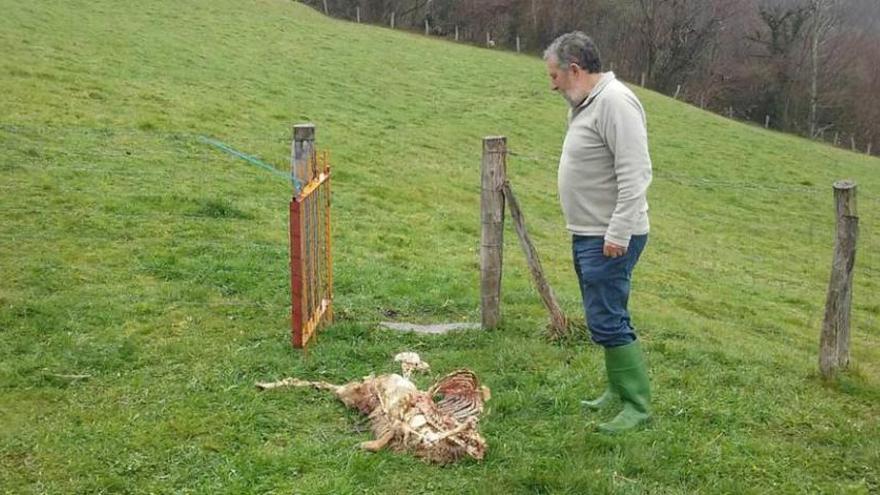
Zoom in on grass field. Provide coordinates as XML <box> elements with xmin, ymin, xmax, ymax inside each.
<box><xmin>1</xmin><ymin>1</ymin><xmax>879</xmax><ymax>493</ymax></box>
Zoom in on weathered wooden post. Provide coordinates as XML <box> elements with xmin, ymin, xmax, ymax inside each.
<box><xmin>851</xmin><ymin>135</ymin><xmax>856</xmax><ymax>151</ymax></box>
<box><xmin>673</xmin><ymin>85</ymin><xmax>681</xmax><ymax>99</ymax></box>
<box><xmin>425</xmin><ymin>19</ymin><xmax>430</xmax><ymax>35</ymax></box>
<box><xmin>291</xmin><ymin>124</ymin><xmax>314</xmax><ymax>348</ymax></box>
<box><xmin>356</xmin><ymin>6</ymin><xmax>360</xmax><ymax>23</ymax></box>
<box><xmin>502</xmin><ymin>182</ymin><xmax>568</xmax><ymax>335</ymax></box>
<box><xmin>819</xmin><ymin>180</ymin><xmax>859</xmax><ymax>379</ymax></box>
<box><xmin>765</xmin><ymin>115</ymin><xmax>771</xmax><ymax>128</ymax></box>
<box><xmin>640</xmin><ymin>72</ymin><xmax>646</xmax><ymax>87</ymax></box>
<box><xmin>322</xmin><ymin>0</ymin><xmax>328</xmax><ymax>15</ymax></box>
<box><xmin>516</xmin><ymin>36</ymin><xmax>521</xmax><ymax>53</ymax></box>
<box><xmin>292</xmin><ymin>124</ymin><xmax>315</xmax><ymax>190</ymax></box>
<box><xmin>455</xmin><ymin>25</ymin><xmax>459</xmax><ymax>41</ymax></box>
<box><xmin>390</xmin><ymin>12</ymin><xmax>395</xmax><ymax>29</ymax></box>
<box><xmin>481</xmin><ymin>136</ymin><xmax>506</xmax><ymax>329</ymax></box>
<box><xmin>728</xmin><ymin>106</ymin><xmax>733</xmax><ymax>119</ymax></box>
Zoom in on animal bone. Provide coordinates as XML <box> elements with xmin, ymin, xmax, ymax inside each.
<box><xmin>393</xmin><ymin>351</ymin><xmax>430</xmax><ymax>378</ymax></box>
<box><xmin>256</xmin><ymin>353</ymin><xmax>489</xmax><ymax>463</ymax></box>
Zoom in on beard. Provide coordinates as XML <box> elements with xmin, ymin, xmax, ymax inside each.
<box><xmin>559</xmin><ymin>88</ymin><xmax>587</xmax><ymax>108</ymax></box>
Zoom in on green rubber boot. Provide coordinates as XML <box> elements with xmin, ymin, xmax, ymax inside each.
<box><xmin>581</xmin><ymin>354</ymin><xmax>616</xmax><ymax>410</ymax></box>
<box><xmin>581</xmin><ymin>387</ymin><xmax>615</xmax><ymax>410</ymax></box>
<box><xmin>598</xmin><ymin>340</ymin><xmax>651</xmax><ymax>434</ymax></box>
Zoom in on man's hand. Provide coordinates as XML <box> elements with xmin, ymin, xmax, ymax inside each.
<box><xmin>603</xmin><ymin>241</ymin><xmax>627</xmax><ymax>258</ymax></box>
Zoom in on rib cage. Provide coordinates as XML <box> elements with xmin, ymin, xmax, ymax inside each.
<box><xmin>256</xmin><ymin>356</ymin><xmax>489</xmax><ymax>464</ymax></box>
<box><xmin>430</xmin><ymin>370</ymin><xmax>487</xmax><ymax>422</ymax></box>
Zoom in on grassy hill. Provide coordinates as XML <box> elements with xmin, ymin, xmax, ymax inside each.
<box><xmin>1</xmin><ymin>0</ymin><xmax>878</xmax><ymax>493</ymax></box>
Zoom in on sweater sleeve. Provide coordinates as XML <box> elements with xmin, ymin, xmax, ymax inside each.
<box><xmin>599</xmin><ymin>90</ymin><xmax>653</xmax><ymax>248</ymax></box>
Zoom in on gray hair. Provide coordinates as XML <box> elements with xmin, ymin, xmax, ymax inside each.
<box><xmin>543</xmin><ymin>31</ymin><xmax>602</xmax><ymax>73</ymax></box>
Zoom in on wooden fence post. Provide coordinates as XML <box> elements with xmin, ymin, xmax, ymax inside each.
<box><xmin>819</xmin><ymin>180</ymin><xmax>859</xmax><ymax>379</ymax></box>
<box><xmin>356</xmin><ymin>6</ymin><xmax>360</xmax><ymax>23</ymax></box>
<box><xmin>390</xmin><ymin>12</ymin><xmax>395</xmax><ymax>29</ymax></box>
<box><xmin>322</xmin><ymin>0</ymin><xmax>328</xmax><ymax>15</ymax></box>
<box><xmin>455</xmin><ymin>25</ymin><xmax>459</xmax><ymax>41</ymax></box>
<box><xmin>291</xmin><ymin>123</ymin><xmax>316</xmax><ymax>348</ymax></box>
<box><xmin>640</xmin><ymin>72</ymin><xmax>646</xmax><ymax>87</ymax></box>
<box><xmin>425</xmin><ymin>19</ymin><xmax>429</xmax><ymax>35</ymax></box>
<box><xmin>292</xmin><ymin>124</ymin><xmax>315</xmax><ymax>190</ymax></box>
<box><xmin>516</xmin><ymin>36</ymin><xmax>521</xmax><ymax>53</ymax></box>
<box><xmin>481</xmin><ymin>136</ymin><xmax>506</xmax><ymax>329</ymax></box>
<box><xmin>765</xmin><ymin>115</ymin><xmax>770</xmax><ymax>128</ymax></box>
<box><xmin>502</xmin><ymin>181</ymin><xmax>568</xmax><ymax>335</ymax></box>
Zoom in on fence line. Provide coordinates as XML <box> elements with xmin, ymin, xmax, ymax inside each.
<box><xmin>0</xmin><ymin>122</ymin><xmax>298</xmax><ymax>152</ymax></box>
<box><xmin>0</xmin><ymin>207</ymin><xmax>291</xmax><ymax>223</ymax></box>
<box><xmin>508</xmin><ymin>150</ymin><xmax>880</xmax><ymax>202</ymax></box>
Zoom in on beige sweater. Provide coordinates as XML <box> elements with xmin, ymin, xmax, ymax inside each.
<box><xmin>557</xmin><ymin>72</ymin><xmax>652</xmax><ymax>248</ymax></box>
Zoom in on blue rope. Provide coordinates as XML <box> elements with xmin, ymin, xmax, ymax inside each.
<box><xmin>199</xmin><ymin>135</ymin><xmax>302</xmax><ymax>192</ymax></box>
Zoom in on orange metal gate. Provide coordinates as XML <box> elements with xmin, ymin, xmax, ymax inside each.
<box><xmin>289</xmin><ymin>145</ymin><xmax>333</xmax><ymax>348</ymax></box>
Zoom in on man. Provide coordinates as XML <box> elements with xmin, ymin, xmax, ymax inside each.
<box><xmin>544</xmin><ymin>32</ymin><xmax>653</xmax><ymax>434</ymax></box>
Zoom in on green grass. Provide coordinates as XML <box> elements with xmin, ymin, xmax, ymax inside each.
<box><xmin>1</xmin><ymin>1</ymin><xmax>879</xmax><ymax>493</ymax></box>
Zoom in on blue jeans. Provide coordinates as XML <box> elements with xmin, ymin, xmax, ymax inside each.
<box><xmin>572</xmin><ymin>234</ymin><xmax>648</xmax><ymax>348</ymax></box>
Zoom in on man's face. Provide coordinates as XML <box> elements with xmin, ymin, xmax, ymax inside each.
<box><xmin>545</xmin><ymin>56</ymin><xmax>579</xmax><ymax>106</ymax></box>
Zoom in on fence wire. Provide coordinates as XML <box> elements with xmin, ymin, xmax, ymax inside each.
<box><xmin>508</xmin><ymin>148</ymin><xmax>880</xmax><ymax>205</ymax></box>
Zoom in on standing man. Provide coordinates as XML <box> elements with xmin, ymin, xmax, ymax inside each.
<box><xmin>544</xmin><ymin>32</ymin><xmax>653</xmax><ymax>433</ymax></box>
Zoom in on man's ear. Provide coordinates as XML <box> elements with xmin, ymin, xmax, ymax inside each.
<box><xmin>569</xmin><ymin>63</ymin><xmax>582</xmax><ymax>75</ymax></box>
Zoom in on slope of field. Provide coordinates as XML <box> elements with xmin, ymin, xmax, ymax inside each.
<box><xmin>1</xmin><ymin>1</ymin><xmax>878</xmax><ymax>493</ymax></box>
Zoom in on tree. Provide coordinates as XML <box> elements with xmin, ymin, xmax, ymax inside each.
<box><xmin>623</xmin><ymin>0</ymin><xmax>730</xmax><ymax>93</ymax></box>
<box><xmin>748</xmin><ymin>1</ymin><xmax>812</xmax><ymax>130</ymax></box>
<box><xmin>807</xmin><ymin>0</ymin><xmax>840</xmax><ymax>138</ymax></box>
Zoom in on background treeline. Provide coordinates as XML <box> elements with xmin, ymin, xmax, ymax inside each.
<box><xmin>302</xmin><ymin>0</ymin><xmax>880</xmax><ymax>156</ymax></box>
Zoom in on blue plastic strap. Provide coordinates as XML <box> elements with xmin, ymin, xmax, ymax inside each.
<box><xmin>199</xmin><ymin>135</ymin><xmax>302</xmax><ymax>192</ymax></box>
